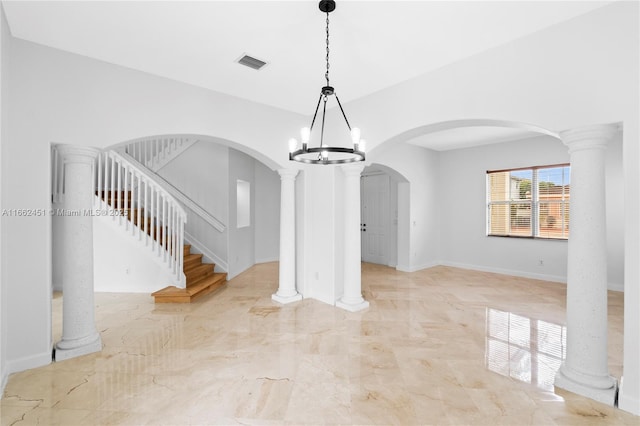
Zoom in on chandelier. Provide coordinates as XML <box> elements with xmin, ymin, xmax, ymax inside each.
<box><xmin>288</xmin><ymin>0</ymin><xmax>365</xmax><ymax>165</ymax></box>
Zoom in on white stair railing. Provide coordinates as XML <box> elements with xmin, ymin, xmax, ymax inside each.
<box><xmin>119</xmin><ymin>137</ymin><xmax>196</xmax><ymax>173</ymax></box>
<box><xmin>94</xmin><ymin>150</ymin><xmax>187</xmax><ymax>288</ymax></box>
<box><xmin>117</xmin><ymin>150</ymin><xmax>229</xmax><ymax>272</ymax></box>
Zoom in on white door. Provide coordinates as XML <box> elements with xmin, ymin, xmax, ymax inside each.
<box><xmin>361</xmin><ymin>173</ymin><xmax>389</xmax><ymax>265</ymax></box>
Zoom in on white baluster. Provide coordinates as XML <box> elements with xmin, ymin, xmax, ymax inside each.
<box><xmin>123</xmin><ymin>164</ymin><xmax>129</xmax><ymax>229</ymax></box>
<box><xmin>96</xmin><ymin>152</ymin><xmax>103</xmax><ymax>209</ymax></box>
<box><xmin>110</xmin><ymin>154</ymin><xmax>116</xmax><ymax>216</ymax></box>
<box><xmin>116</xmin><ymin>159</ymin><xmax>122</xmax><ymax>224</ymax></box>
<box><xmin>136</xmin><ymin>175</ymin><xmax>143</xmax><ymax>240</ymax></box>
<box><xmin>162</xmin><ymin>197</ymin><xmax>167</xmax><ymax>261</ymax></box>
<box><xmin>178</xmin><ymin>214</ymin><xmax>184</xmax><ymax>281</ymax></box>
<box><xmin>144</xmin><ymin>181</ymin><xmax>149</xmax><ymax>245</ymax></box>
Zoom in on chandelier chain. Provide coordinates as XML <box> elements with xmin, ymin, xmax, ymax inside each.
<box><xmin>325</xmin><ymin>12</ymin><xmax>330</xmax><ymax>86</ymax></box>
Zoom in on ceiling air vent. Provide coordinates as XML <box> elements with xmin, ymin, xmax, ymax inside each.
<box><xmin>237</xmin><ymin>54</ymin><xmax>267</xmax><ymax>71</ymax></box>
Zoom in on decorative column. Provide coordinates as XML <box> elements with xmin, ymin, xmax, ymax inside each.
<box><xmin>554</xmin><ymin>123</ymin><xmax>618</xmax><ymax>405</ymax></box>
<box><xmin>336</xmin><ymin>163</ymin><xmax>369</xmax><ymax>312</ymax></box>
<box><xmin>54</xmin><ymin>145</ymin><xmax>102</xmax><ymax>361</ymax></box>
<box><xmin>272</xmin><ymin>169</ymin><xmax>303</xmax><ymax>304</ymax></box>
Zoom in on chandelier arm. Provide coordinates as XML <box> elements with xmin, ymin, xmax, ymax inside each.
<box><xmin>334</xmin><ymin>93</ymin><xmax>352</xmax><ymax>131</ymax></box>
<box><xmin>309</xmin><ymin>93</ymin><xmax>324</xmax><ymax>131</ymax></box>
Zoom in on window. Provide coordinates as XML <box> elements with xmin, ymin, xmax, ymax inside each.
<box><xmin>236</xmin><ymin>180</ymin><xmax>250</xmax><ymax>228</ymax></box>
<box><xmin>487</xmin><ymin>164</ymin><xmax>570</xmax><ymax>239</ymax></box>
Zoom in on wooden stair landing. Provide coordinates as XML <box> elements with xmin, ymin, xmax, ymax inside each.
<box><xmin>152</xmin><ymin>245</ymin><xmax>227</xmax><ymax>303</ymax></box>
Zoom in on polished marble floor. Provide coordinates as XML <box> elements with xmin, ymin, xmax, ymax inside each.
<box><xmin>2</xmin><ymin>263</ymin><xmax>638</xmax><ymax>425</ymax></box>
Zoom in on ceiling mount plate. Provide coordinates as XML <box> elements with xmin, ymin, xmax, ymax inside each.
<box><xmin>319</xmin><ymin>0</ymin><xmax>336</xmax><ymax>14</ymax></box>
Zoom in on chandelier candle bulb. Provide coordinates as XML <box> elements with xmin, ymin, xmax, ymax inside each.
<box><xmin>351</xmin><ymin>127</ymin><xmax>361</xmax><ymax>147</ymax></box>
<box><xmin>301</xmin><ymin>127</ymin><xmax>311</xmax><ymax>144</ymax></box>
<box><xmin>288</xmin><ymin>138</ymin><xmax>298</xmax><ymax>153</ymax></box>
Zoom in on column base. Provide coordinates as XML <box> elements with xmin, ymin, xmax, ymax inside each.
<box><xmin>336</xmin><ymin>298</ymin><xmax>370</xmax><ymax>312</ymax></box>
<box><xmin>54</xmin><ymin>335</ymin><xmax>102</xmax><ymax>362</ymax></box>
<box><xmin>272</xmin><ymin>292</ymin><xmax>303</xmax><ymax>304</ymax></box>
<box><xmin>554</xmin><ymin>364</ymin><xmax>618</xmax><ymax>406</ymax></box>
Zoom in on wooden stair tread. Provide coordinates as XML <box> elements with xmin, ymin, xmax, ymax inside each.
<box><xmin>184</xmin><ymin>253</ymin><xmax>203</xmax><ymax>267</ymax></box>
<box><xmin>152</xmin><ymin>273</ymin><xmax>227</xmax><ymax>303</ymax></box>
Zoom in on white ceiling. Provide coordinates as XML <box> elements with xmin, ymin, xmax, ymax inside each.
<box><xmin>408</xmin><ymin>125</ymin><xmax>543</xmax><ymax>151</ymax></box>
<box><xmin>2</xmin><ymin>0</ymin><xmax>609</xmax><ymax>149</ymax></box>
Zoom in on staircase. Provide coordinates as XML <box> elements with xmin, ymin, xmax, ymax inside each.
<box><xmin>94</xmin><ymin>149</ymin><xmax>227</xmax><ymax>302</ymax></box>
<box><xmin>152</xmin><ymin>245</ymin><xmax>227</xmax><ymax>303</ymax></box>
<box><xmin>97</xmin><ymin>189</ymin><xmax>227</xmax><ymax>303</ymax></box>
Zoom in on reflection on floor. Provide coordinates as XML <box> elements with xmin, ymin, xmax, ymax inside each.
<box><xmin>485</xmin><ymin>308</ymin><xmax>566</xmax><ymax>391</ymax></box>
<box><xmin>2</xmin><ymin>262</ymin><xmax>637</xmax><ymax>425</ymax></box>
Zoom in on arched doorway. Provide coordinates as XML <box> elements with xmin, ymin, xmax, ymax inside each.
<box><xmin>360</xmin><ymin>163</ymin><xmax>410</xmax><ymax>269</ymax></box>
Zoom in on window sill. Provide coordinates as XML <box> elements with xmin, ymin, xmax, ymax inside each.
<box><xmin>487</xmin><ymin>234</ymin><xmax>568</xmax><ymax>241</ymax></box>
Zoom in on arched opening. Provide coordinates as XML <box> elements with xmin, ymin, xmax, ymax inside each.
<box><xmin>361</xmin><ymin>163</ymin><xmax>410</xmax><ymax>270</ymax></box>
<box><xmin>366</xmin><ymin>118</ymin><xmax>564</xmax><ymax>274</ymax></box>
<box><xmin>52</xmin><ymin>133</ymin><xmax>281</xmax><ymax>296</ymax></box>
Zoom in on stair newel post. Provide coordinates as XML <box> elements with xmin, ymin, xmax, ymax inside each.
<box><xmin>54</xmin><ymin>145</ymin><xmax>102</xmax><ymax>361</ymax></box>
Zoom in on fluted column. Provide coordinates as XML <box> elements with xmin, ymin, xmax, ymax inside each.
<box><xmin>336</xmin><ymin>163</ymin><xmax>369</xmax><ymax>312</ymax></box>
<box><xmin>54</xmin><ymin>145</ymin><xmax>102</xmax><ymax>361</ymax></box>
<box><xmin>554</xmin><ymin>123</ymin><xmax>618</xmax><ymax>405</ymax></box>
<box><xmin>272</xmin><ymin>169</ymin><xmax>302</xmax><ymax>304</ymax></box>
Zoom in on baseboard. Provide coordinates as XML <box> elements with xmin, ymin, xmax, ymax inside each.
<box><xmin>184</xmin><ymin>231</ymin><xmax>228</xmax><ymax>273</ymax></box>
<box><xmin>5</xmin><ymin>350</ymin><xmax>52</xmax><ymax>377</ymax></box>
<box><xmin>255</xmin><ymin>257</ymin><xmax>278</xmax><ymax>264</ymax></box>
<box><xmin>440</xmin><ymin>261</ymin><xmax>567</xmax><ymax>283</ymax></box>
<box><xmin>1</xmin><ymin>368</ymin><xmax>8</xmax><ymax>398</ymax></box>
<box><xmin>395</xmin><ymin>261</ymin><xmax>439</xmax><ymax>273</ymax></box>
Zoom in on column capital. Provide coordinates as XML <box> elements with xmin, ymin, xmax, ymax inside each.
<box><xmin>561</xmin><ymin>123</ymin><xmax>620</xmax><ymax>154</ymax></box>
<box><xmin>55</xmin><ymin>144</ymin><xmax>100</xmax><ymax>161</ymax></box>
<box><xmin>341</xmin><ymin>163</ymin><xmax>365</xmax><ymax>177</ymax></box>
<box><xmin>278</xmin><ymin>168</ymin><xmax>299</xmax><ymax>180</ymax></box>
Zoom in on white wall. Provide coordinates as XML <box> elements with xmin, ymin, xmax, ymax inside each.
<box><xmin>254</xmin><ymin>161</ymin><xmax>280</xmax><ymax>264</ymax></box>
<box><xmin>300</xmin><ymin>166</ymin><xmax>337</xmax><ymax>305</ymax></box>
<box><xmin>228</xmin><ymin>149</ymin><xmax>256</xmax><ymax>278</ymax></box>
<box><xmin>158</xmin><ymin>140</ymin><xmax>229</xmax><ymax>267</ymax></box>
<box><xmin>346</xmin><ymin>3</ymin><xmax>638</xmax><ymax>413</ymax></box>
<box><xmin>1</xmin><ymin>37</ymin><xmax>301</xmax><ymax>376</ymax></box>
<box><xmin>1</xmin><ymin>1</ymin><xmax>638</xmax><ymax>413</ymax></box>
<box><xmin>437</xmin><ymin>134</ymin><xmax>623</xmax><ymax>288</ymax></box>
<box><xmin>93</xmin><ymin>214</ymin><xmax>178</xmax><ymax>293</ymax></box>
<box><xmin>368</xmin><ymin>142</ymin><xmax>440</xmax><ymax>272</ymax></box>
<box><xmin>0</xmin><ymin>2</ymin><xmax>9</xmax><ymax>394</ymax></box>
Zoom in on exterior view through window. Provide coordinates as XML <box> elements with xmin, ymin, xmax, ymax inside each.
<box><xmin>487</xmin><ymin>164</ymin><xmax>570</xmax><ymax>239</ymax></box>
